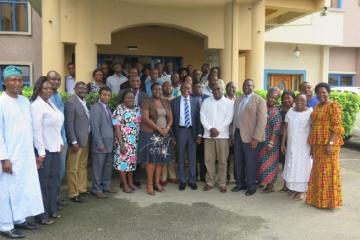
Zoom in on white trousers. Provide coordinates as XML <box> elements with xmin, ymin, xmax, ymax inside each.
<box><xmin>0</xmin><ymin>200</ymin><xmax>25</xmax><ymax>231</ymax></box>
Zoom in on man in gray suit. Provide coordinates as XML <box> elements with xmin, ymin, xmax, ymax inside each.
<box><xmin>230</xmin><ymin>79</ymin><xmax>267</xmax><ymax>196</ymax></box>
<box><xmin>117</xmin><ymin>70</ymin><xmax>147</xmax><ymax>107</ymax></box>
<box><xmin>171</xmin><ymin>83</ymin><xmax>202</xmax><ymax>191</ymax></box>
<box><xmin>90</xmin><ymin>86</ymin><xmax>117</xmax><ymax>199</ymax></box>
<box><xmin>65</xmin><ymin>82</ymin><xmax>90</xmax><ymax>203</ymax></box>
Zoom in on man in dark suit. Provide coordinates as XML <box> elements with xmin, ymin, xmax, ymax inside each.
<box><xmin>192</xmin><ymin>80</ymin><xmax>209</xmax><ymax>181</ymax></box>
<box><xmin>65</xmin><ymin>82</ymin><xmax>90</xmax><ymax>203</ymax></box>
<box><xmin>89</xmin><ymin>86</ymin><xmax>117</xmax><ymax>199</ymax></box>
<box><xmin>171</xmin><ymin>83</ymin><xmax>202</xmax><ymax>191</ymax></box>
<box><xmin>117</xmin><ymin>74</ymin><xmax>147</xmax><ymax>107</ymax></box>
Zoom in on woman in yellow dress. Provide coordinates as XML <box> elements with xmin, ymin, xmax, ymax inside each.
<box><xmin>306</xmin><ymin>82</ymin><xmax>344</xmax><ymax>209</ymax></box>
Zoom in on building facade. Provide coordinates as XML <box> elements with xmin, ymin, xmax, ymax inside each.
<box><xmin>0</xmin><ymin>0</ymin><xmax>42</xmax><ymax>89</ymax></box>
<box><xmin>35</xmin><ymin>0</ymin><xmax>323</xmax><ymax>90</ymax></box>
<box><xmin>265</xmin><ymin>0</ymin><xmax>360</xmax><ymax>90</ymax></box>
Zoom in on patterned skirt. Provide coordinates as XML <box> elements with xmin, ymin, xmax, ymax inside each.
<box><xmin>138</xmin><ymin>130</ymin><xmax>173</xmax><ymax>164</ymax></box>
<box><xmin>256</xmin><ymin>142</ymin><xmax>280</xmax><ymax>185</ymax></box>
<box><xmin>306</xmin><ymin>145</ymin><xmax>342</xmax><ymax>209</ymax></box>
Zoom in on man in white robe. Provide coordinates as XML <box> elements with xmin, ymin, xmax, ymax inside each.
<box><xmin>0</xmin><ymin>66</ymin><xmax>44</xmax><ymax>239</ymax></box>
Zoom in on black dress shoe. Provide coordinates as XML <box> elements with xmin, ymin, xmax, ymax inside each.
<box><xmin>15</xmin><ymin>221</ymin><xmax>37</xmax><ymax>230</ymax></box>
<box><xmin>245</xmin><ymin>189</ymin><xmax>256</xmax><ymax>196</ymax></box>
<box><xmin>179</xmin><ymin>183</ymin><xmax>186</xmax><ymax>191</ymax></box>
<box><xmin>70</xmin><ymin>196</ymin><xmax>83</xmax><ymax>203</ymax></box>
<box><xmin>188</xmin><ymin>183</ymin><xmax>198</xmax><ymax>190</ymax></box>
<box><xmin>231</xmin><ymin>185</ymin><xmax>247</xmax><ymax>192</ymax></box>
<box><xmin>0</xmin><ymin>229</ymin><xmax>25</xmax><ymax>239</ymax></box>
<box><xmin>80</xmin><ymin>191</ymin><xmax>90</xmax><ymax>195</ymax></box>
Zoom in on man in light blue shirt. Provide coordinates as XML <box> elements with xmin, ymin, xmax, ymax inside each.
<box><xmin>47</xmin><ymin>71</ymin><xmax>68</xmax><ymax>207</ymax></box>
<box><xmin>145</xmin><ymin>68</ymin><xmax>164</xmax><ymax>97</ymax></box>
<box><xmin>300</xmin><ymin>81</ymin><xmax>319</xmax><ymax>108</ymax></box>
<box><xmin>65</xmin><ymin>63</ymin><xmax>76</xmax><ymax>94</ymax></box>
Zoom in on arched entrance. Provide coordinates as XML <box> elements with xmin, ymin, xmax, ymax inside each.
<box><xmin>96</xmin><ymin>25</ymin><xmax>209</xmax><ymax>72</ymax></box>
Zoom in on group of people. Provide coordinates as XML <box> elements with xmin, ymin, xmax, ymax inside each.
<box><xmin>0</xmin><ymin>61</ymin><xmax>344</xmax><ymax>239</ymax></box>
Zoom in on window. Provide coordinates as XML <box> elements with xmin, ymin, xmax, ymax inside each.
<box><xmin>328</xmin><ymin>74</ymin><xmax>355</xmax><ymax>86</ymax></box>
<box><xmin>330</xmin><ymin>0</ymin><xmax>343</xmax><ymax>8</ymax></box>
<box><xmin>0</xmin><ymin>64</ymin><xmax>31</xmax><ymax>91</ymax></box>
<box><xmin>0</xmin><ymin>0</ymin><xmax>30</xmax><ymax>33</ymax></box>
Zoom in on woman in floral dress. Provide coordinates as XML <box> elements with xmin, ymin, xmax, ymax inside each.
<box><xmin>256</xmin><ymin>88</ymin><xmax>282</xmax><ymax>193</ymax></box>
<box><xmin>113</xmin><ymin>90</ymin><xmax>141</xmax><ymax>193</ymax></box>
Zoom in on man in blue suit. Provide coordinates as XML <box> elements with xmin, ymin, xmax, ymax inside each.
<box><xmin>171</xmin><ymin>83</ymin><xmax>201</xmax><ymax>191</ymax></box>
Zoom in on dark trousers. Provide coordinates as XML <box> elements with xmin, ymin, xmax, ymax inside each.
<box><xmin>177</xmin><ymin>128</ymin><xmax>197</xmax><ymax>184</ymax></box>
<box><xmin>234</xmin><ymin>129</ymin><xmax>259</xmax><ymax>191</ymax></box>
<box><xmin>91</xmin><ymin>152</ymin><xmax>113</xmax><ymax>193</ymax></box>
<box><xmin>196</xmin><ymin>142</ymin><xmax>206</xmax><ymax>181</ymax></box>
<box><xmin>36</xmin><ymin>151</ymin><xmax>61</xmax><ymax>221</ymax></box>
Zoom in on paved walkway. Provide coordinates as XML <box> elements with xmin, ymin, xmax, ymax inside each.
<box><xmin>20</xmin><ymin>147</ymin><xmax>360</xmax><ymax>240</ymax></box>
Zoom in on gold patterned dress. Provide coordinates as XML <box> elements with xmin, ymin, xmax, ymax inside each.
<box><xmin>306</xmin><ymin>102</ymin><xmax>344</xmax><ymax>209</ymax></box>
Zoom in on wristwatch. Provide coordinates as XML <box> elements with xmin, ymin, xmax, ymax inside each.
<box><xmin>329</xmin><ymin>141</ymin><xmax>334</xmax><ymax>145</ymax></box>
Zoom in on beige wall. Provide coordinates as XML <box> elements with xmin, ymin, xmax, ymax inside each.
<box><xmin>265</xmin><ymin>43</ymin><xmax>324</xmax><ymax>85</ymax></box>
<box><xmin>343</xmin><ymin>0</ymin><xmax>360</xmax><ymax>47</ymax></box>
<box><xmin>60</xmin><ymin>0</ymin><xmax>225</xmax><ymax>49</ymax></box>
<box><xmin>0</xmin><ymin>8</ymin><xmax>42</xmax><ymax>84</ymax></box>
<box><xmin>329</xmin><ymin>47</ymin><xmax>360</xmax><ymax>86</ymax></box>
<box><xmin>97</xmin><ymin>26</ymin><xmax>206</xmax><ymax>69</ymax></box>
<box><xmin>329</xmin><ymin>47</ymin><xmax>357</xmax><ymax>73</ymax></box>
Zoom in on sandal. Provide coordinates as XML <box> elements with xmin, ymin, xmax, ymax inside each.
<box><xmin>261</xmin><ymin>185</ymin><xmax>274</xmax><ymax>193</ymax></box>
<box><xmin>279</xmin><ymin>187</ymin><xmax>288</xmax><ymax>193</ymax></box>
<box><xmin>219</xmin><ymin>186</ymin><xmax>227</xmax><ymax>193</ymax></box>
<box><xmin>146</xmin><ymin>184</ymin><xmax>155</xmax><ymax>196</ymax></box>
<box><xmin>122</xmin><ymin>186</ymin><xmax>133</xmax><ymax>194</ymax></box>
<box><xmin>293</xmin><ymin>193</ymin><xmax>305</xmax><ymax>201</ymax></box>
<box><xmin>154</xmin><ymin>183</ymin><xmax>164</xmax><ymax>192</ymax></box>
<box><xmin>129</xmin><ymin>185</ymin><xmax>138</xmax><ymax>191</ymax></box>
<box><xmin>203</xmin><ymin>184</ymin><xmax>213</xmax><ymax>191</ymax></box>
<box><xmin>287</xmin><ymin>191</ymin><xmax>295</xmax><ymax>198</ymax></box>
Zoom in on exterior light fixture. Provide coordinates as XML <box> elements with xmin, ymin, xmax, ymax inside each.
<box><xmin>320</xmin><ymin>6</ymin><xmax>328</xmax><ymax>17</ymax></box>
<box><xmin>293</xmin><ymin>45</ymin><xmax>301</xmax><ymax>58</ymax></box>
<box><xmin>127</xmin><ymin>46</ymin><xmax>138</xmax><ymax>51</ymax></box>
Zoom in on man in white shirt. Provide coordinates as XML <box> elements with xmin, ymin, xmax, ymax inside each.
<box><xmin>200</xmin><ymin>82</ymin><xmax>234</xmax><ymax>193</ymax></box>
<box><xmin>65</xmin><ymin>62</ymin><xmax>76</xmax><ymax>94</ymax></box>
<box><xmin>106</xmin><ymin>62</ymin><xmax>128</xmax><ymax>94</ymax></box>
<box><xmin>200</xmin><ymin>63</ymin><xmax>210</xmax><ymax>85</ymax></box>
<box><xmin>0</xmin><ymin>66</ymin><xmax>43</xmax><ymax>239</ymax></box>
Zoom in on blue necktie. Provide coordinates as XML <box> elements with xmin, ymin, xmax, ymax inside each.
<box><xmin>184</xmin><ymin>98</ymin><xmax>191</xmax><ymax>128</ymax></box>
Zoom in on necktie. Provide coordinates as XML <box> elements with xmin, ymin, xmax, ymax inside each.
<box><xmin>184</xmin><ymin>98</ymin><xmax>191</xmax><ymax>128</ymax></box>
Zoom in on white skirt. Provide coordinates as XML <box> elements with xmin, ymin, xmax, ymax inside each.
<box><xmin>286</xmin><ymin>182</ymin><xmax>308</xmax><ymax>192</ymax></box>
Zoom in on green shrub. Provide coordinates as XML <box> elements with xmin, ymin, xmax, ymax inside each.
<box><xmin>1</xmin><ymin>87</ymin><xmax>360</xmax><ymax>137</ymax></box>
<box><xmin>329</xmin><ymin>92</ymin><xmax>360</xmax><ymax>137</ymax></box>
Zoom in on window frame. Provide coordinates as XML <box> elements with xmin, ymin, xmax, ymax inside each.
<box><xmin>0</xmin><ymin>0</ymin><xmax>31</xmax><ymax>35</ymax></box>
<box><xmin>0</xmin><ymin>62</ymin><xmax>33</xmax><ymax>91</ymax></box>
<box><xmin>328</xmin><ymin>73</ymin><xmax>355</xmax><ymax>87</ymax></box>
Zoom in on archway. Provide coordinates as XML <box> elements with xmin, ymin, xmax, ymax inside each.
<box><xmin>97</xmin><ymin>25</ymin><xmax>208</xmax><ymax>72</ymax></box>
